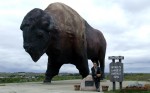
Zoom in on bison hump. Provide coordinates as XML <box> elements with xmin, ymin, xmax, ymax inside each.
<box><xmin>45</xmin><ymin>2</ymin><xmax>85</xmax><ymax>37</ymax></box>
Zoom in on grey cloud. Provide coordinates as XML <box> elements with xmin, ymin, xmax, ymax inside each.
<box><xmin>124</xmin><ymin>67</ymin><xmax>150</xmax><ymax>73</ymax></box>
<box><xmin>0</xmin><ymin>0</ymin><xmax>150</xmax><ymax>73</ymax></box>
<box><xmin>108</xmin><ymin>34</ymin><xmax>150</xmax><ymax>51</ymax></box>
<box><xmin>0</xmin><ymin>33</ymin><xmax>22</xmax><ymax>49</ymax></box>
<box><xmin>59</xmin><ymin>64</ymin><xmax>79</xmax><ymax>73</ymax></box>
<box><xmin>0</xmin><ymin>45</ymin><xmax>48</xmax><ymax>72</ymax></box>
<box><xmin>60</xmin><ymin>61</ymin><xmax>96</xmax><ymax>73</ymax></box>
<box><xmin>120</xmin><ymin>54</ymin><xmax>150</xmax><ymax>73</ymax></box>
<box><xmin>117</xmin><ymin>42</ymin><xmax>150</xmax><ymax>52</ymax></box>
<box><xmin>114</xmin><ymin>0</ymin><xmax>150</xmax><ymax>28</ymax></box>
<box><xmin>117</xmin><ymin>0</ymin><xmax>150</xmax><ymax>13</ymax></box>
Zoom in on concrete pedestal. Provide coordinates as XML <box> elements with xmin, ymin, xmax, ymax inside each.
<box><xmin>80</xmin><ymin>75</ymin><xmax>96</xmax><ymax>91</ymax></box>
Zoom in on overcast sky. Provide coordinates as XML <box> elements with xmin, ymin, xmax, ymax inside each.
<box><xmin>0</xmin><ymin>0</ymin><xmax>150</xmax><ymax>73</ymax></box>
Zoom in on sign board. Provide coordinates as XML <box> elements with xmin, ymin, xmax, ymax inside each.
<box><xmin>108</xmin><ymin>56</ymin><xmax>124</xmax><ymax>60</ymax></box>
<box><xmin>110</xmin><ymin>62</ymin><xmax>123</xmax><ymax>82</ymax></box>
<box><xmin>85</xmin><ymin>81</ymin><xmax>94</xmax><ymax>86</ymax></box>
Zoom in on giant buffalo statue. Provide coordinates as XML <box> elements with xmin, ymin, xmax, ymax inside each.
<box><xmin>20</xmin><ymin>2</ymin><xmax>106</xmax><ymax>83</ymax></box>
<box><xmin>85</xmin><ymin>21</ymin><xmax>106</xmax><ymax>79</ymax></box>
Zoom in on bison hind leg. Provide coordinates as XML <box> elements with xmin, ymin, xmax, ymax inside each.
<box><xmin>98</xmin><ymin>51</ymin><xmax>106</xmax><ymax>80</ymax></box>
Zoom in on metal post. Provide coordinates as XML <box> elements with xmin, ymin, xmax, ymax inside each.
<box><xmin>119</xmin><ymin>58</ymin><xmax>123</xmax><ymax>90</ymax></box>
<box><xmin>120</xmin><ymin>82</ymin><xmax>122</xmax><ymax>90</ymax></box>
<box><xmin>119</xmin><ymin>59</ymin><xmax>121</xmax><ymax>62</ymax></box>
<box><xmin>112</xmin><ymin>59</ymin><xmax>115</xmax><ymax>63</ymax></box>
<box><xmin>113</xmin><ymin>82</ymin><xmax>116</xmax><ymax>91</ymax></box>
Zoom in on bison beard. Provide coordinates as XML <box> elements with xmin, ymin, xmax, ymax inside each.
<box><xmin>20</xmin><ymin>2</ymin><xmax>106</xmax><ymax>83</ymax></box>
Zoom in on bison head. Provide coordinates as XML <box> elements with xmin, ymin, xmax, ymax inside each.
<box><xmin>20</xmin><ymin>8</ymin><xmax>55</xmax><ymax>62</ymax></box>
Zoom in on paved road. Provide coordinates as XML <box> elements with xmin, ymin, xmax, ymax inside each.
<box><xmin>0</xmin><ymin>80</ymin><xmax>149</xmax><ymax>93</ymax></box>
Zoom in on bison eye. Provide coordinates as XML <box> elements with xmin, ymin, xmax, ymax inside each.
<box><xmin>42</xmin><ymin>21</ymin><xmax>49</xmax><ymax>28</ymax></box>
<box><xmin>20</xmin><ymin>23</ymin><xmax>30</xmax><ymax>30</ymax></box>
<box><xmin>37</xmin><ymin>31</ymin><xmax>43</xmax><ymax>38</ymax></box>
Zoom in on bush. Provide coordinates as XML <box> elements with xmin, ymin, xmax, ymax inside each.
<box><xmin>105</xmin><ymin>89</ymin><xmax>150</xmax><ymax>93</ymax></box>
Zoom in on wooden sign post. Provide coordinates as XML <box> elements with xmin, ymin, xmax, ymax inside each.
<box><xmin>109</xmin><ymin>56</ymin><xmax>124</xmax><ymax>91</ymax></box>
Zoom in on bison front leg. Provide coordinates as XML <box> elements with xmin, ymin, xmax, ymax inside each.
<box><xmin>44</xmin><ymin>57</ymin><xmax>62</xmax><ymax>83</ymax></box>
<box><xmin>75</xmin><ymin>62</ymin><xmax>89</xmax><ymax>78</ymax></box>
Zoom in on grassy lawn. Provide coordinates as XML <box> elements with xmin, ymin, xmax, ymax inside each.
<box><xmin>0</xmin><ymin>84</ymin><xmax>5</xmax><ymax>86</ymax></box>
<box><xmin>0</xmin><ymin>75</ymin><xmax>82</xmax><ymax>83</ymax></box>
<box><xmin>52</xmin><ymin>75</ymin><xmax>82</xmax><ymax>81</ymax></box>
<box><xmin>124</xmin><ymin>73</ymin><xmax>150</xmax><ymax>81</ymax></box>
<box><xmin>105</xmin><ymin>73</ymin><xmax>150</xmax><ymax>81</ymax></box>
<box><xmin>0</xmin><ymin>73</ymin><xmax>149</xmax><ymax>83</ymax></box>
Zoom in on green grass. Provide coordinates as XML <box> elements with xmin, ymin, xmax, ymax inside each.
<box><xmin>0</xmin><ymin>84</ymin><xmax>5</xmax><ymax>86</ymax></box>
<box><xmin>0</xmin><ymin>77</ymin><xmax>41</xmax><ymax>83</ymax></box>
<box><xmin>106</xmin><ymin>73</ymin><xmax>150</xmax><ymax>81</ymax></box>
<box><xmin>0</xmin><ymin>75</ymin><xmax>82</xmax><ymax>83</ymax></box>
<box><xmin>52</xmin><ymin>75</ymin><xmax>81</xmax><ymax>81</ymax></box>
<box><xmin>0</xmin><ymin>73</ymin><xmax>150</xmax><ymax>83</ymax></box>
<box><xmin>124</xmin><ymin>73</ymin><xmax>150</xmax><ymax>81</ymax></box>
